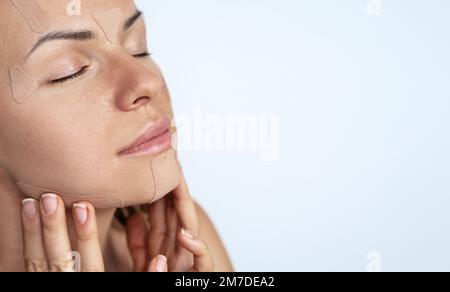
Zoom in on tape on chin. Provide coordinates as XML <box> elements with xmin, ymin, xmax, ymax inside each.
<box><xmin>149</xmin><ymin>148</ymin><xmax>181</xmax><ymax>204</ymax></box>
<box><xmin>9</xmin><ymin>0</ymin><xmax>50</xmax><ymax>33</ymax></box>
<box><xmin>16</xmin><ymin>132</ymin><xmax>180</xmax><ymax>209</ymax></box>
<box><xmin>16</xmin><ymin>181</ymin><xmax>126</xmax><ymax>209</ymax></box>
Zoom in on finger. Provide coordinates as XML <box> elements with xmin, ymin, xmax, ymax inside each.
<box><xmin>147</xmin><ymin>197</ymin><xmax>167</xmax><ymax>257</ymax></box>
<box><xmin>147</xmin><ymin>255</ymin><xmax>168</xmax><ymax>272</ymax></box>
<box><xmin>39</xmin><ymin>193</ymin><xmax>74</xmax><ymax>272</ymax></box>
<box><xmin>21</xmin><ymin>198</ymin><xmax>48</xmax><ymax>272</ymax></box>
<box><xmin>172</xmin><ymin>172</ymin><xmax>199</xmax><ymax>235</ymax></box>
<box><xmin>126</xmin><ymin>211</ymin><xmax>148</xmax><ymax>272</ymax></box>
<box><xmin>177</xmin><ymin>228</ymin><xmax>214</xmax><ymax>272</ymax></box>
<box><xmin>72</xmin><ymin>202</ymin><xmax>104</xmax><ymax>272</ymax></box>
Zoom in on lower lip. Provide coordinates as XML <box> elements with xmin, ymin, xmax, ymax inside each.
<box><xmin>119</xmin><ymin>130</ymin><xmax>173</xmax><ymax>156</ymax></box>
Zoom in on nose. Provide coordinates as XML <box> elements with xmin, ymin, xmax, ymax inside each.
<box><xmin>112</xmin><ymin>54</ymin><xmax>164</xmax><ymax>112</ymax></box>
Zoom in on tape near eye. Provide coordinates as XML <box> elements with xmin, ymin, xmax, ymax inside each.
<box><xmin>9</xmin><ymin>0</ymin><xmax>49</xmax><ymax>33</ymax></box>
<box><xmin>9</xmin><ymin>66</ymin><xmax>38</xmax><ymax>104</ymax></box>
<box><xmin>93</xmin><ymin>8</ymin><xmax>122</xmax><ymax>44</ymax></box>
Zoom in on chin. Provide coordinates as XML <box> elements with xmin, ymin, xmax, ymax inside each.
<box><xmin>122</xmin><ymin>148</ymin><xmax>181</xmax><ymax>207</ymax></box>
<box><xmin>149</xmin><ymin>148</ymin><xmax>182</xmax><ymax>203</ymax></box>
<box><xmin>15</xmin><ymin>148</ymin><xmax>181</xmax><ymax>209</ymax></box>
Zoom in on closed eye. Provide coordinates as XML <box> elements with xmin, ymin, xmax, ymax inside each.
<box><xmin>51</xmin><ymin>66</ymin><xmax>89</xmax><ymax>84</ymax></box>
<box><xmin>133</xmin><ymin>51</ymin><xmax>151</xmax><ymax>58</ymax></box>
<box><xmin>50</xmin><ymin>52</ymin><xmax>151</xmax><ymax>85</ymax></box>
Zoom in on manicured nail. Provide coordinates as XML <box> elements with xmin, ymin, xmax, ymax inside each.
<box><xmin>181</xmin><ymin>228</ymin><xmax>195</xmax><ymax>240</ymax></box>
<box><xmin>73</xmin><ymin>203</ymin><xmax>88</xmax><ymax>225</ymax></box>
<box><xmin>22</xmin><ymin>199</ymin><xmax>37</xmax><ymax>219</ymax></box>
<box><xmin>156</xmin><ymin>255</ymin><xmax>167</xmax><ymax>272</ymax></box>
<box><xmin>41</xmin><ymin>193</ymin><xmax>58</xmax><ymax>215</ymax></box>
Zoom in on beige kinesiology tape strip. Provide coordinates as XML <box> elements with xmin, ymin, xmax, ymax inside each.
<box><xmin>8</xmin><ymin>0</ymin><xmax>50</xmax><ymax>104</ymax></box>
<box><xmin>16</xmin><ymin>147</ymin><xmax>181</xmax><ymax>209</ymax></box>
<box><xmin>93</xmin><ymin>8</ymin><xmax>123</xmax><ymax>44</ymax></box>
<box><xmin>9</xmin><ymin>66</ymin><xmax>39</xmax><ymax>104</ymax></box>
<box><xmin>151</xmin><ymin>141</ymin><xmax>182</xmax><ymax>197</ymax></box>
<box><xmin>16</xmin><ymin>181</ymin><xmax>127</xmax><ymax>209</ymax></box>
<box><xmin>9</xmin><ymin>0</ymin><xmax>50</xmax><ymax>33</ymax></box>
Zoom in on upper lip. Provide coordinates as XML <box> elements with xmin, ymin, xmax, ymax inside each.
<box><xmin>119</xmin><ymin>117</ymin><xmax>171</xmax><ymax>155</ymax></box>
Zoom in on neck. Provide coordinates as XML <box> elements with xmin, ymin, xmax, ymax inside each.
<box><xmin>0</xmin><ymin>171</ymin><xmax>117</xmax><ymax>271</ymax></box>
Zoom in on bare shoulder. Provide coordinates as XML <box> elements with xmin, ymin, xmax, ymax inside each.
<box><xmin>194</xmin><ymin>202</ymin><xmax>234</xmax><ymax>272</ymax></box>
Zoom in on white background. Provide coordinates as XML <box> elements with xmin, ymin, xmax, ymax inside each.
<box><xmin>135</xmin><ymin>0</ymin><xmax>450</xmax><ymax>271</ymax></box>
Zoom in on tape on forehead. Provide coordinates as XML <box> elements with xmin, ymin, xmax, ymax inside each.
<box><xmin>9</xmin><ymin>66</ymin><xmax>38</xmax><ymax>104</ymax></box>
<box><xmin>93</xmin><ymin>8</ymin><xmax>122</xmax><ymax>44</ymax></box>
<box><xmin>9</xmin><ymin>0</ymin><xmax>49</xmax><ymax>33</ymax></box>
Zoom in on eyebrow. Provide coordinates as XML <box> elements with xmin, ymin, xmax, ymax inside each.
<box><xmin>27</xmin><ymin>10</ymin><xmax>144</xmax><ymax>57</ymax></box>
<box><xmin>124</xmin><ymin>10</ymin><xmax>143</xmax><ymax>30</ymax></box>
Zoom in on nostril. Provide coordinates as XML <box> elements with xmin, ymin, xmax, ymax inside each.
<box><xmin>133</xmin><ymin>96</ymin><xmax>150</xmax><ymax>105</ymax></box>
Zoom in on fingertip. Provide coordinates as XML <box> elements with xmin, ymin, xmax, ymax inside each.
<box><xmin>80</xmin><ymin>201</ymin><xmax>96</xmax><ymax>214</ymax></box>
<box><xmin>21</xmin><ymin>198</ymin><xmax>41</xmax><ymax>236</ymax></box>
<box><xmin>177</xmin><ymin>228</ymin><xmax>198</xmax><ymax>250</ymax></box>
<box><xmin>155</xmin><ymin>255</ymin><xmax>168</xmax><ymax>272</ymax></box>
<box><xmin>147</xmin><ymin>255</ymin><xmax>168</xmax><ymax>272</ymax></box>
<box><xmin>39</xmin><ymin>193</ymin><xmax>60</xmax><ymax>217</ymax></box>
<box><xmin>73</xmin><ymin>202</ymin><xmax>88</xmax><ymax>225</ymax></box>
<box><xmin>72</xmin><ymin>201</ymin><xmax>98</xmax><ymax>226</ymax></box>
<box><xmin>22</xmin><ymin>198</ymin><xmax>38</xmax><ymax>220</ymax></box>
<box><xmin>181</xmin><ymin>228</ymin><xmax>195</xmax><ymax>240</ymax></box>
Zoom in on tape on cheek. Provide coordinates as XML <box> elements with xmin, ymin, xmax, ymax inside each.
<box><xmin>15</xmin><ymin>181</ymin><xmax>125</xmax><ymax>209</ymax></box>
<box><xmin>9</xmin><ymin>66</ymin><xmax>39</xmax><ymax>104</ymax></box>
<box><xmin>9</xmin><ymin>0</ymin><xmax>50</xmax><ymax>33</ymax></box>
<box><xmin>14</xmin><ymin>153</ymin><xmax>162</xmax><ymax>209</ymax></box>
<box><xmin>93</xmin><ymin>8</ymin><xmax>122</xmax><ymax>44</ymax></box>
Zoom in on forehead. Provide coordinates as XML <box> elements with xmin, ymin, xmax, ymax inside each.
<box><xmin>5</xmin><ymin>0</ymin><xmax>137</xmax><ymax>29</ymax></box>
<box><xmin>0</xmin><ymin>0</ymin><xmax>137</xmax><ymax>65</ymax></box>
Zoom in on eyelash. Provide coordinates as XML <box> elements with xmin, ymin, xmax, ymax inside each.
<box><xmin>50</xmin><ymin>51</ymin><xmax>152</xmax><ymax>84</ymax></box>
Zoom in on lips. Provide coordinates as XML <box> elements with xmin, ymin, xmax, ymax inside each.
<box><xmin>119</xmin><ymin>117</ymin><xmax>172</xmax><ymax>156</ymax></box>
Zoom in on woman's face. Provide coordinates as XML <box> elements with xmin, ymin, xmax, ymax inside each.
<box><xmin>0</xmin><ymin>0</ymin><xmax>181</xmax><ymax>208</ymax></box>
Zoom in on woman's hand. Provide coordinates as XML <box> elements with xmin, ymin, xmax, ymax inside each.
<box><xmin>126</xmin><ymin>172</ymin><xmax>215</xmax><ymax>272</ymax></box>
<box><xmin>20</xmin><ymin>194</ymin><xmax>165</xmax><ymax>272</ymax></box>
<box><xmin>22</xmin><ymin>194</ymin><xmax>112</xmax><ymax>272</ymax></box>
<box><xmin>20</xmin><ymin>171</ymin><xmax>214</xmax><ymax>272</ymax></box>
<box><xmin>21</xmin><ymin>194</ymin><xmax>104</xmax><ymax>272</ymax></box>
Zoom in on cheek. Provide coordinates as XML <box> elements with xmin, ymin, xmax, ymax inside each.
<box><xmin>0</xmin><ymin>79</ymin><xmax>180</xmax><ymax>208</ymax></box>
<box><xmin>2</xmin><ymin>112</ymin><xmax>109</xmax><ymax>183</ymax></box>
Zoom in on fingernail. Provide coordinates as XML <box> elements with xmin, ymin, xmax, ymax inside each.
<box><xmin>156</xmin><ymin>255</ymin><xmax>167</xmax><ymax>272</ymax></box>
<box><xmin>22</xmin><ymin>199</ymin><xmax>37</xmax><ymax>219</ymax></box>
<box><xmin>41</xmin><ymin>193</ymin><xmax>58</xmax><ymax>215</ymax></box>
<box><xmin>181</xmin><ymin>228</ymin><xmax>195</xmax><ymax>240</ymax></box>
<box><xmin>73</xmin><ymin>203</ymin><xmax>88</xmax><ymax>225</ymax></box>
